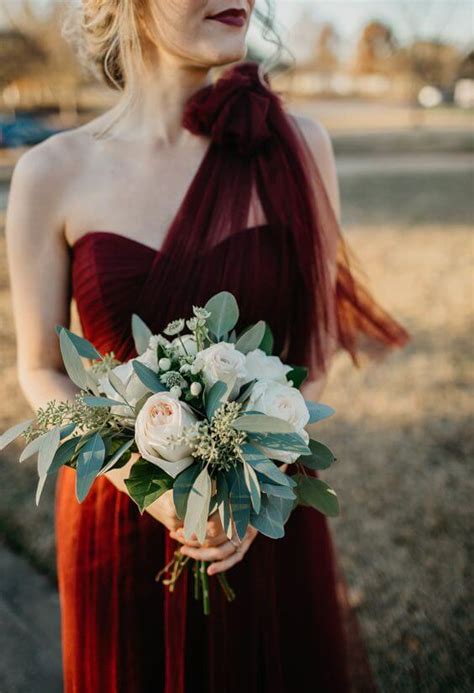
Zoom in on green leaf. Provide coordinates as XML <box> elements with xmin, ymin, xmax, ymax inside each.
<box><xmin>260</xmin><ymin>482</ymin><xmax>296</xmax><ymax>500</ymax></box>
<box><xmin>134</xmin><ymin>392</ymin><xmax>152</xmax><ymax>416</ymax></box>
<box><xmin>233</xmin><ymin>414</ymin><xmax>295</xmax><ymax>434</ymax></box>
<box><xmin>248</xmin><ymin>431</ymin><xmax>311</xmax><ymax>455</ymax></box>
<box><xmin>124</xmin><ymin>457</ymin><xmax>173</xmax><ymax>513</ymax></box>
<box><xmin>0</xmin><ymin>418</ymin><xmax>33</xmax><ymax>451</ymax></box>
<box><xmin>205</xmin><ymin>291</ymin><xmax>239</xmax><ymax>339</ymax></box>
<box><xmin>99</xmin><ymin>438</ymin><xmax>135</xmax><ymax>475</ymax></box>
<box><xmin>298</xmin><ymin>439</ymin><xmax>336</xmax><ymax>470</ymax></box>
<box><xmin>35</xmin><ymin>425</ymin><xmax>61</xmax><ymax>505</ymax></box>
<box><xmin>241</xmin><ymin>444</ymin><xmax>292</xmax><ymax>487</ymax></box>
<box><xmin>55</xmin><ymin>325</ymin><xmax>101</xmax><ymax>360</ymax></box>
<box><xmin>59</xmin><ymin>330</ymin><xmax>89</xmax><ymax>391</ymax></box>
<box><xmin>306</xmin><ymin>401</ymin><xmax>335</xmax><ymax>424</ymax></box>
<box><xmin>258</xmin><ymin>323</ymin><xmax>274</xmax><ymax>355</ymax></box>
<box><xmin>285</xmin><ymin>366</ymin><xmax>308</xmax><ymax>389</ymax></box>
<box><xmin>173</xmin><ymin>464</ymin><xmax>201</xmax><ymax>519</ymax></box>
<box><xmin>250</xmin><ymin>495</ymin><xmax>285</xmax><ymax>539</ymax></box>
<box><xmin>235</xmin><ymin>321</ymin><xmax>266</xmax><ymax>354</ymax></box>
<box><xmin>216</xmin><ymin>473</ymin><xmax>232</xmax><ymax>538</ymax></box>
<box><xmin>228</xmin><ymin>466</ymin><xmax>251</xmax><ymax>540</ymax></box>
<box><xmin>132</xmin><ymin>360</ymin><xmax>166</xmax><ymax>393</ymax></box>
<box><xmin>184</xmin><ymin>467</ymin><xmax>212</xmax><ymax>543</ymax></box>
<box><xmin>235</xmin><ymin>379</ymin><xmax>257</xmax><ymax>404</ymax></box>
<box><xmin>294</xmin><ymin>474</ymin><xmax>340</xmax><ymax>517</ymax></box>
<box><xmin>107</xmin><ymin>370</ymin><xmax>128</xmax><ymax>400</ymax></box>
<box><xmin>47</xmin><ymin>435</ymin><xmax>83</xmax><ymax>475</ymax></box>
<box><xmin>82</xmin><ymin>395</ymin><xmax>123</xmax><ymax>408</ymax></box>
<box><xmin>75</xmin><ymin>432</ymin><xmax>106</xmax><ymax>502</ymax></box>
<box><xmin>131</xmin><ymin>313</ymin><xmax>153</xmax><ymax>355</ymax></box>
<box><xmin>268</xmin><ymin>494</ymin><xmax>296</xmax><ymax>524</ymax></box>
<box><xmin>205</xmin><ymin>381</ymin><xmax>227</xmax><ymax>421</ymax></box>
<box><xmin>242</xmin><ymin>462</ymin><xmax>261</xmax><ymax>513</ymax></box>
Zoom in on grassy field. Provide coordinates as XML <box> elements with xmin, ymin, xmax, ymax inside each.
<box><xmin>0</xmin><ymin>160</ymin><xmax>472</xmax><ymax>691</ymax></box>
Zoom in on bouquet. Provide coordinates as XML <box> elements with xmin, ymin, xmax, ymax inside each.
<box><xmin>0</xmin><ymin>291</ymin><xmax>340</xmax><ymax>614</ymax></box>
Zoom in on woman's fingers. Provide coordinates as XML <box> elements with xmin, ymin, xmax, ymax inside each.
<box><xmin>178</xmin><ymin>540</ymin><xmax>236</xmax><ymax>562</ymax></box>
<box><xmin>207</xmin><ymin>528</ymin><xmax>258</xmax><ymax>575</ymax></box>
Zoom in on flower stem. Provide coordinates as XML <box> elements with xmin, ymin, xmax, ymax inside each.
<box><xmin>200</xmin><ymin>561</ymin><xmax>210</xmax><ymax>615</ymax></box>
<box><xmin>217</xmin><ymin>571</ymin><xmax>236</xmax><ymax>602</ymax></box>
<box><xmin>193</xmin><ymin>560</ymin><xmax>200</xmax><ymax>600</ymax></box>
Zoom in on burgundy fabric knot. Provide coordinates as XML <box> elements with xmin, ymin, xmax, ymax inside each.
<box><xmin>182</xmin><ymin>61</ymin><xmax>278</xmax><ymax>156</ymax></box>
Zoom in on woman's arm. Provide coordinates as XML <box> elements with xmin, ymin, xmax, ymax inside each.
<box><xmin>5</xmin><ymin>135</ymin><xmax>182</xmax><ymax>530</ymax></box>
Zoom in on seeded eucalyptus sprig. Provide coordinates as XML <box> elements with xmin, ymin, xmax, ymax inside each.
<box><xmin>23</xmin><ymin>392</ymin><xmax>114</xmax><ymax>443</ymax></box>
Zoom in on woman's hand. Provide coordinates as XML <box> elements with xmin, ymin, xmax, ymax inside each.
<box><xmin>144</xmin><ymin>489</ymin><xmax>183</xmax><ymax>532</ymax></box>
<box><xmin>169</xmin><ymin>463</ymin><xmax>289</xmax><ymax>575</ymax></box>
<box><xmin>170</xmin><ymin>511</ymin><xmax>258</xmax><ymax>576</ymax></box>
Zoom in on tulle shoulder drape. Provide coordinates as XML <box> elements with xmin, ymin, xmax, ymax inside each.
<box><xmin>177</xmin><ymin>60</ymin><xmax>410</xmax><ymax>378</ymax></box>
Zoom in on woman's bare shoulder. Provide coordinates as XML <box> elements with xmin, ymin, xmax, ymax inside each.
<box><xmin>287</xmin><ymin>111</ymin><xmax>334</xmax><ymax>165</ymax></box>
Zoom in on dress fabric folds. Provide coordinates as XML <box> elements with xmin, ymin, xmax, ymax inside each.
<box><xmin>55</xmin><ymin>61</ymin><xmax>409</xmax><ymax>692</ymax></box>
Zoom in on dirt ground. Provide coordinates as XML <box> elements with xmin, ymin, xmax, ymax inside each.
<box><xmin>0</xmin><ymin>162</ymin><xmax>472</xmax><ymax>690</ymax></box>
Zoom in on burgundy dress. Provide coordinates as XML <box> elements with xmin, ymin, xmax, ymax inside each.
<box><xmin>55</xmin><ymin>62</ymin><xmax>409</xmax><ymax>693</ymax></box>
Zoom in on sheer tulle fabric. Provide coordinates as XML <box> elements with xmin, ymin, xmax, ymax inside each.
<box><xmin>55</xmin><ymin>61</ymin><xmax>407</xmax><ymax>692</ymax></box>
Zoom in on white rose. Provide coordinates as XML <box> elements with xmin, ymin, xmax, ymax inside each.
<box><xmin>98</xmin><ymin>345</ymin><xmax>159</xmax><ymax>418</ymax></box>
<box><xmin>171</xmin><ymin>334</ymin><xmax>198</xmax><ymax>356</ymax></box>
<box><xmin>194</xmin><ymin>343</ymin><xmax>247</xmax><ymax>398</ymax></box>
<box><xmin>244</xmin><ymin>349</ymin><xmax>292</xmax><ymax>385</ymax></box>
<box><xmin>246</xmin><ymin>379</ymin><xmax>310</xmax><ymax>463</ymax></box>
<box><xmin>134</xmin><ymin>392</ymin><xmax>198</xmax><ymax>477</ymax></box>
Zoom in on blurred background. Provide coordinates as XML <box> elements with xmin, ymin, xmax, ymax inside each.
<box><xmin>0</xmin><ymin>1</ymin><xmax>472</xmax><ymax>691</ymax></box>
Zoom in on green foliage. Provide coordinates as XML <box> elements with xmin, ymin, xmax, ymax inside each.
<box><xmin>75</xmin><ymin>432</ymin><xmax>106</xmax><ymax>502</ymax></box>
<box><xmin>0</xmin><ymin>418</ymin><xmax>34</xmax><ymax>451</ymax></box>
<box><xmin>184</xmin><ymin>467</ymin><xmax>212</xmax><ymax>543</ymax></box>
<box><xmin>124</xmin><ymin>458</ymin><xmax>173</xmax><ymax>513</ymax></box>
<box><xmin>305</xmin><ymin>401</ymin><xmax>335</xmax><ymax>425</ymax></box>
<box><xmin>132</xmin><ymin>360</ymin><xmax>167</xmax><ymax>393</ymax></box>
<box><xmin>173</xmin><ymin>464</ymin><xmax>202</xmax><ymax>519</ymax></box>
<box><xmin>294</xmin><ymin>474</ymin><xmax>340</xmax><ymax>517</ymax></box>
<box><xmin>285</xmin><ymin>366</ymin><xmax>308</xmax><ymax>389</ymax></box>
<box><xmin>258</xmin><ymin>323</ymin><xmax>274</xmax><ymax>355</ymax></box>
<box><xmin>205</xmin><ymin>381</ymin><xmax>227</xmax><ymax>421</ymax></box>
<box><xmin>55</xmin><ymin>325</ymin><xmax>102</xmax><ymax>360</ymax></box>
<box><xmin>205</xmin><ymin>291</ymin><xmax>239</xmax><ymax>339</ymax></box>
<box><xmin>131</xmin><ymin>313</ymin><xmax>153</xmax><ymax>355</ymax></box>
<box><xmin>235</xmin><ymin>320</ymin><xmax>266</xmax><ymax>354</ymax></box>
<box><xmin>298</xmin><ymin>439</ymin><xmax>336</xmax><ymax>470</ymax></box>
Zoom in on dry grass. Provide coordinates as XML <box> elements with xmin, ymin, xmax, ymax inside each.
<box><xmin>0</xmin><ymin>218</ymin><xmax>472</xmax><ymax>690</ymax></box>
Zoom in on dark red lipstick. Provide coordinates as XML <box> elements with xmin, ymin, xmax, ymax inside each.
<box><xmin>206</xmin><ymin>8</ymin><xmax>247</xmax><ymax>27</ymax></box>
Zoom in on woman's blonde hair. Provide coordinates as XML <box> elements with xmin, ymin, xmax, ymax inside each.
<box><xmin>62</xmin><ymin>0</ymin><xmax>289</xmax><ymax>137</ymax></box>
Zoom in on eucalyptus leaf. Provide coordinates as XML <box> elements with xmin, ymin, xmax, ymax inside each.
<box><xmin>184</xmin><ymin>467</ymin><xmax>212</xmax><ymax>543</ymax></box>
<box><xmin>298</xmin><ymin>439</ymin><xmax>335</xmax><ymax>470</ymax></box>
<box><xmin>235</xmin><ymin>379</ymin><xmax>257</xmax><ymax>404</ymax></box>
<box><xmin>99</xmin><ymin>438</ymin><xmax>135</xmax><ymax>475</ymax></box>
<box><xmin>285</xmin><ymin>366</ymin><xmax>308</xmax><ymax>388</ymax></box>
<box><xmin>242</xmin><ymin>462</ymin><xmax>261</xmax><ymax>513</ymax></box>
<box><xmin>47</xmin><ymin>435</ymin><xmax>83</xmax><ymax>475</ymax></box>
<box><xmin>35</xmin><ymin>425</ymin><xmax>61</xmax><ymax>505</ymax></box>
<box><xmin>132</xmin><ymin>360</ymin><xmax>166</xmax><ymax>393</ymax></box>
<box><xmin>234</xmin><ymin>321</ymin><xmax>266</xmax><ymax>355</ymax></box>
<box><xmin>294</xmin><ymin>474</ymin><xmax>340</xmax><ymax>517</ymax></box>
<box><xmin>205</xmin><ymin>291</ymin><xmax>239</xmax><ymax>339</ymax></box>
<box><xmin>131</xmin><ymin>313</ymin><xmax>153</xmax><ymax>355</ymax></box>
<box><xmin>248</xmin><ymin>431</ymin><xmax>311</xmax><ymax>455</ymax></box>
<box><xmin>55</xmin><ymin>325</ymin><xmax>101</xmax><ymax>360</ymax></box>
<box><xmin>21</xmin><ymin>423</ymin><xmax>74</xmax><ymax>464</ymax></box>
<box><xmin>216</xmin><ymin>473</ymin><xmax>232</xmax><ymax>538</ymax></box>
<box><xmin>232</xmin><ymin>414</ymin><xmax>295</xmax><ymax>434</ymax></box>
<box><xmin>124</xmin><ymin>457</ymin><xmax>173</xmax><ymax>513</ymax></box>
<box><xmin>59</xmin><ymin>330</ymin><xmax>89</xmax><ymax>391</ymax></box>
<box><xmin>258</xmin><ymin>323</ymin><xmax>274</xmax><ymax>355</ymax></box>
<box><xmin>82</xmin><ymin>395</ymin><xmax>124</xmax><ymax>408</ymax></box>
<box><xmin>260</xmin><ymin>482</ymin><xmax>296</xmax><ymax>500</ymax></box>
<box><xmin>228</xmin><ymin>466</ymin><xmax>251</xmax><ymax>540</ymax></box>
<box><xmin>135</xmin><ymin>392</ymin><xmax>152</xmax><ymax>416</ymax></box>
<box><xmin>108</xmin><ymin>370</ymin><xmax>128</xmax><ymax>400</ymax></box>
<box><xmin>0</xmin><ymin>418</ymin><xmax>33</xmax><ymax>451</ymax></box>
<box><xmin>306</xmin><ymin>401</ymin><xmax>335</xmax><ymax>424</ymax></box>
<box><xmin>250</xmin><ymin>495</ymin><xmax>285</xmax><ymax>539</ymax></box>
<box><xmin>205</xmin><ymin>381</ymin><xmax>227</xmax><ymax>421</ymax></box>
<box><xmin>241</xmin><ymin>443</ymin><xmax>293</xmax><ymax>487</ymax></box>
<box><xmin>268</xmin><ymin>494</ymin><xmax>296</xmax><ymax>524</ymax></box>
<box><xmin>75</xmin><ymin>432</ymin><xmax>106</xmax><ymax>502</ymax></box>
<box><xmin>173</xmin><ymin>464</ymin><xmax>202</xmax><ymax>519</ymax></box>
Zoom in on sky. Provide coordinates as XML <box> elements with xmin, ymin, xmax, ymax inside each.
<box><xmin>1</xmin><ymin>0</ymin><xmax>472</xmax><ymax>58</ymax></box>
<box><xmin>257</xmin><ymin>1</ymin><xmax>473</xmax><ymax>61</ymax></box>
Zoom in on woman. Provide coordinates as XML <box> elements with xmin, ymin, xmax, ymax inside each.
<box><xmin>5</xmin><ymin>1</ymin><xmax>410</xmax><ymax>691</ymax></box>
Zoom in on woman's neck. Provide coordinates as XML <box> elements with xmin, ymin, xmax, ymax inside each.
<box><xmin>112</xmin><ymin>56</ymin><xmax>215</xmax><ymax>145</ymax></box>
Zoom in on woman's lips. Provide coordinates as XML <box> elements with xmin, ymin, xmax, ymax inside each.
<box><xmin>206</xmin><ymin>9</ymin><xmax>246</xmax><ymax>27</ymax></box>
